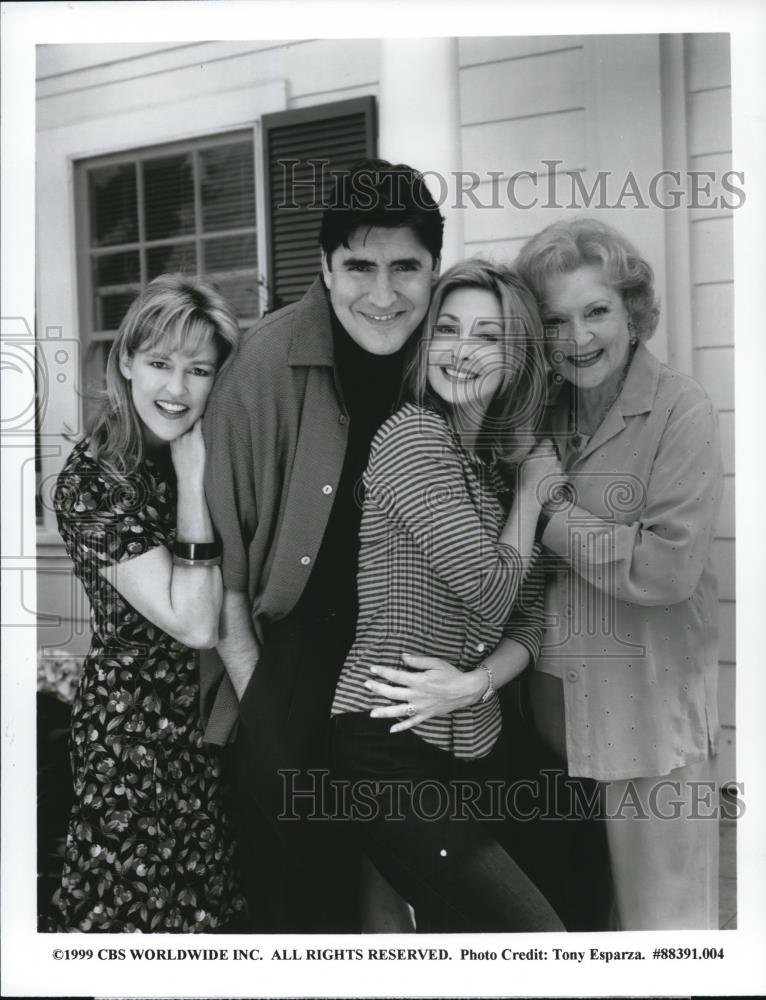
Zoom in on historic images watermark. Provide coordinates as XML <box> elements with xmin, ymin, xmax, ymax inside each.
<box><xmin>275</xmin><ymin>159</ymin><xmax>747</xmax><ymax>212</ymax></box>
<box><xmin>279</xmin><ymin>768</ymin><xmax>745</xmax><ymax>823</ymax></box>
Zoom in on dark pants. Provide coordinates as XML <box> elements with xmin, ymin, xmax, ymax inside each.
<box><xmin>332</xmin><ymin>712</ymin><xmax>565</xmax><ymax>933</ymax></box>
<box><xmin>499</xmin><ymin>681</ymin><xmax>614</xmax><ymax>932</ymax></box>
<box><xmin>231</xmin><ymin>608</ymin><xmax>361</xmax><ymax>933</ymax></box>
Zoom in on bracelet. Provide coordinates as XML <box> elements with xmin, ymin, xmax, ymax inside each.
<box><xmin>172</xmin><ymin>553</ymin><xmax>221</xmax><ymax>567</ymax></box>
<box><xmin>479</xmin><ymin>663</ymin><xmax>495</xmax><ymax>703</ymax></box>
<box><xmin>172</xmin><ymin>540</ymin><xmax>222</xmax><ymax>566</ymax></box>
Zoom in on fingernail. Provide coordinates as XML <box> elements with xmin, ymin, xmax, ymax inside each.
<box><xmin>363</xmin><ymin>680</ymin><xmax>372</xmax><ymax>689</ymax></box>
<box><xmin>370</xmin><ymin>710</ymin><xmax>380</xmax><ymax>718</ymax></box>
<box><xmin>369</xmin><ymin>666</ymin><xmax>379</xmax><ymax>674</ymax></box>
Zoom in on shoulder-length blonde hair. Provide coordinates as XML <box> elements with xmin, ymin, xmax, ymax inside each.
<box><xmin>87</xmin><ymin>273</ymin><xmax>240</xmax><ymax>476</ymax></box>
<box><xmin>400</xmin><ymin>259</ymin><xmax>548</xmax><ymax>466</ymax></box>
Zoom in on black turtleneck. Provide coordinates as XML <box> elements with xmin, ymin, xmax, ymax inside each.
<box><xmin>298</xmin><ymin>305</ymin><xmax>412</xmax><ymax>625</ymax></box>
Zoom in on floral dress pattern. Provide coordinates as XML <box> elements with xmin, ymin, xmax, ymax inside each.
<box><xmin>51</xmin><ymin>440</ymin><xmax>246</xmax><ymax>932</ymax></box>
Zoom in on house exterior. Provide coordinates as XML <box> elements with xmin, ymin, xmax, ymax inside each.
<box><xmin>34</xmin><ymin>34</ymin><xmax>736</xmax><ymax>780</ymax></box>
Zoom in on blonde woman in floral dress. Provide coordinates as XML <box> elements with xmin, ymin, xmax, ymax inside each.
<box><xmin>52</xmin><ymin>275</ymin><xmax>246</xmax><ymax>932</ymax></box>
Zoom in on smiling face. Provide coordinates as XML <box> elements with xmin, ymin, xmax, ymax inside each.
<box><xmin>540</xmin><ymin>264</ymin><xmax>632</xmax><ymax>391</ymax></box>
<box><xmin>321</xmin><ymin>226</ymin><xmax>439</xmax><ymax>355</ymax></box>
<box><xmin>426</xmin><ymin>287</ymin><xmax>511</xmax><ymax>422</ymax></box>
<box><xmin>120</xmin><ymin>333</ymin><xmax>219</xmax><ymax>448</ymax></box>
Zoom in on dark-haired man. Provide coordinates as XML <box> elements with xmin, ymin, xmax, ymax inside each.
<box><xmin>201</xmin><ymin>160</ymin><xmax>444</xmax><ymax>932</ymax></box>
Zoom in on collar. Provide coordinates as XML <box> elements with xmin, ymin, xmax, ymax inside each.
<box><xmin>615</xmin><ymin>341</ymin><xmax>661</xmax><ymax>416</ymax></box>
<box><xmin>548</xmin><ymin>342</ymin><xmax>662</xmax><ymax>463</ymax></box>
<box><xmin>286</xmin><ymin>276</ymin><xmax>336</xmax><ymax>367</ymax></box>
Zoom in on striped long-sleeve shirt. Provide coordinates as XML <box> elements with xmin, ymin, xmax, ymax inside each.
<box><xmin>331</xmin><ymin>403</ymin><xmax>545</xmax><ymax>759</ymax></box>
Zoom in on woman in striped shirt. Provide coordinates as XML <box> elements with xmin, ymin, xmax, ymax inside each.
<box><xmin>331</xmin><ymin>260</ymin><xmax>565</xmax><ymax>932</ymax></box>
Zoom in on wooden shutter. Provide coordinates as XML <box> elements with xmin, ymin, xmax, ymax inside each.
<box><xmin>262</xmin><ymin>97</ymin><xmax>376</xmax><ymax>310</ymax></box>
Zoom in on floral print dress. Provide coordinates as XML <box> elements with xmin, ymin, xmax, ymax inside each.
<box><xmin>52</xmin><ymin>440</ymin><xmax>246</xmax><ymax>932</ymax></box>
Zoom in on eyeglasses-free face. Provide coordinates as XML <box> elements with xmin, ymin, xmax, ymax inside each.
<box><xmin>541</xmin><ymin>264</ymin><xmax>632</xmax><ymax>392</ymax></box>
<box><xmin>120</xmin><ymin>335</ymin><xmax>219</xmax><ymax>448</ymax></box>
<box><xmin>321</xmin><ymin>226</ymin><xmax>439</xmax><ymax>357</ymax></box>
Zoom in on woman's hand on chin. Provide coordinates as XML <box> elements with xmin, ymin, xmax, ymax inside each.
<box><xmin>364</xmin><ymin>654</ymin><xmax>487</xmax><ymax>733</ymax></box>
<box><xmin>170</xmin><ymin>418</ymin><xmax>206</xmax><ymax>488</ymax></box>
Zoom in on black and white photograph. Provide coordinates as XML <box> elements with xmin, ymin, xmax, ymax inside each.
<box><xmin>2</xmin><ymin>0</ymin><xmax>765</xmax><ymax>997</ymax></box>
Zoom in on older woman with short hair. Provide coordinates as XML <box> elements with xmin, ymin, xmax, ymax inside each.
<box><xmin>515</xmin><ymin>218</ymin><xmax>723</xmax><ymax>930</ymax></box>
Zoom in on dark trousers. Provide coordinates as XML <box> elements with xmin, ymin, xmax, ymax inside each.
<box><xmin>332</xmin><ymin>712</ymin><xmax>565</xmax><ymax>933</ymax></box>
<box><xmin>498</xmin><ymin>682</ymin><xmax>614</xmax><ymax>932</ymax></box>
<box><xmin>231</xmin><ymin>609</ymin><xmax>361</xmax><ymax>933</ymax></box>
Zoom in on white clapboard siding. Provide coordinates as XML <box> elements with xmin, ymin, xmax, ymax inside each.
<box><xmin>688</xmin><ymin>88</ymin><xmax>733</xmax><ymax>157</ymax></box>
<box><xmin>36</xmin><ymin>40</ymin><xmax>380</xmax><ymax>132</ymax></box>
<box><xmin>718</xmin><ymin>662</ymin><xmax>736</xmax><ymax>725</ymax></box>
<box><xmin>36</xmin><ymin>41</ymin><xmax>207</xmax><ymax>80</ymax></box>
<box><xmin>459</xmin><ymin>35</ymin><xmax>584</xmax><ymax>67</ymax></box>
<box><xmin>692</xmin><ymin>282</ymin><xmax>734</xmax><ymax>348</ymax></box>
<box><xmin>291</xmin><ymin>84</ymin><xmax>380</xmax><ymax>111</ymax></box>
<box><xmin>718</xmin><ymin>601</ymin><xmax>736</xmax><ymax>666</ymax></box>
<box><xmin>285</xmin><ymin>39</ymin><xmax>380</xmax><ymax>102</ymax></box>
<box><xmin>462</xmin><ymin>170</ymin><xmax>583</xmax><ymax>245</ymax></box>
<box><xmin>718</xmin><ymin>728</ymin><xmax>736</xmax><ymax>785</ymax></box>
<box><xmin>686</xmin><ymin>34</ymin><xmax>732</xmax><ymax>92</ymax></box>
<box><xmin>37</xmin><ymin>45</ymin><xmax>290</xmax><ymax>130</ymax></box>
<box><xmin>715</xmin><ymin>477</ymin><xmax>736</xmax><ymax>540</ymax></box>
<box><xmin>694</xmin><ymin>346</ymin><xmax>734</xmax><ymax>411</ymax></box>
<box><xmin>460</xmin><ymin>47</ymin><xmax>585</xmax><ymax>126</ymax></box>
<box><xmin>687</xmin><ymin>152</ymin><xmax>735</xmax><ymax>223</ymax></box>
<box><xmin>691</xmin><ymin>217</ymin><xmax>735</xmax><ymax>285</ymax></box>
<box><xmin>462</xmin><ymin>109</ymin><xmax>586</xmax><ymax>183</ymax></box>
<box><xmin>718</xmin><ymin>411</ymin><xmax>735</xmax><ymax>475</ymax></box>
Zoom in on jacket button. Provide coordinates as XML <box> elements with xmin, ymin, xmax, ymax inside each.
<box><xmin>339</xmin><ymin>414</ymin><xmax>348</xmax><ymax>425</ymax></box>
<box><xmin>567</xmin><ymin>669</ymin><xmax>579</xmax><ymax>683</ymax></box>
<box><xmin>300</xmin><ymin>555</ymin><xmax>311</xmax><ymax>566</ymax></box>
<box><xmin>322</xmin><ymin>484</ymin><xmax>333</xmax><ymax>495</ymax></box>
<box><xmin>476</xmin><ymin>642</ymin><xmax>486</xmax><ymax>653</ymax></box>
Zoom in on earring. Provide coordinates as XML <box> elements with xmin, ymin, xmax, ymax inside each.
<box><xmin>628</xmin><ymin>320</ymin><xmax>638</xmax><ymax>346</ymax></box>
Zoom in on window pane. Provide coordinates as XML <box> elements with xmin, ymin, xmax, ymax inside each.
<box><xmin>214</xmin><ymin>274</ymin><xmax>261</xmax><ymax>320</ymax></box>
<box><xmin>200</xmin><ymin>142</ymin><xmax>255</xmax><ymax>233</ymax></box>
<box><xmin>146</xmin><ymin>242</ymin><xmax>198</xmax><ymax>280</ymax></box>
<box><xmin>96</xmin><ymin>291</ymin><xmax>139</xmax><ymax>332</ymax></box>
<box><xmin>203</xmin><ymin>233</ymin><xmax>257</xmax><ymax>273</ymax></box>
<box><xmin>93</xmin><ymin>250</ymin><xmax>140</xmax><ymax>289</ymax></box>
<box><xmin>89</xmin><ymin>163</ymin><xmax>138</xmax><ymax>247</ymax></box>
<box><xmin>143</xmin><ymin>154</ymin><xmax>195</xmax><ymax>241</ymax></box>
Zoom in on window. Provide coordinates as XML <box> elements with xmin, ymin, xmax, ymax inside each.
<box><xmin>74</xmin><ymin>131</ymin><xmax>258</xmax><ymax>397</ymax></box>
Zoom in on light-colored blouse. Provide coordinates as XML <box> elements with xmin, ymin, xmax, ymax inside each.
<box><xmin>332</xmin><ymin>404</ymin><xmax>546</xmax><ymax>759</ymax></box>
<box><xmin>536</xmin><ymin>344</ymin><xmax>722</xmax><ymax>780</ymax></box>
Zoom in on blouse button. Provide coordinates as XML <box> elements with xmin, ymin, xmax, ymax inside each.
<box><xmin>476</xmin><ymin>642</ymin><xmax>486</xmax><ymax>654</ymax></box>
<box><xmin>566</xmin><ymin>669</ymin><xmax>579</xmax><ymax>683</ymax></box>
<box><xmin>300</xmin><ymin>555</ymin><xmax>311</xmax><ymax>566</ymax></box>
<box><xmin>322</xmin><ymin>484</ymin><xmax>333</xmax><ymax>495</ymax></box>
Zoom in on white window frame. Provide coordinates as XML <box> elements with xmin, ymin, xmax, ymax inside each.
<box><xmin>36</xmin><ymin>80</ymin><xmax>286</xmax><ymax>545</ymax></box>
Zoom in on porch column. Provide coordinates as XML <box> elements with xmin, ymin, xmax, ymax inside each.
<box><xmin>378</xmin><ymin>38</ymin><xmax>463</xmax><ymax>267</ymax></box>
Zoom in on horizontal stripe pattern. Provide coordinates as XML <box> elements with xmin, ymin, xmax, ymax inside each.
<box><xmin>332</xmin><ymin>404</ymin><xmax>545</xmax><ymax>759</ymax></box>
